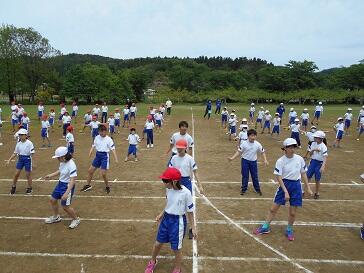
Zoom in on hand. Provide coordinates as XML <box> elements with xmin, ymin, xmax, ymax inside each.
<box><xmin>303</xmin><ymin>156</ymin><xmax>308</xmax><ymax>160</ymax></box>
<box><xmin>61</xmin><ymin>192</ymin><xmax>69</xmax><ymax>201</ymax></box>
<box><xmin>228</xmin><ymin>157</ymin><xmax>233</xmax><ymax>162</ymax></box>
<box><xmin>307</xmin><ymin>187</ymin><xmax>314</xmax><ymax>197</ymax></box>
<box><xmin>264</xmin><ymin>160</ymin><xmax>269</xmax><ymax>166</ymax></box>
<box><xmin>155</xmin><ymin>213</ymin><xmax>163</xmax><ymax>222</ymax></box>
<box><xmin>320</xmin><ymin>166</ymin><xmax>325</xmax><ymax>173</ymax></box>
<box><xmin>44</xmin><ymin>175</ymin><xmax>51</xmax><ymax>181</ymax></box>
<box><xmin>5</xmin><ymin>159</ymin><xmax>10</xmax><ymax>165</ymax></box>
<box><xmin>191</xmin><ymin>226</ymin><xmax>198</xmax><ymax>240</ymax></box>
<box><xmin>284</xmin><ymin>191</ymin><xmax>290</xmax><ymax>201</ymax></box>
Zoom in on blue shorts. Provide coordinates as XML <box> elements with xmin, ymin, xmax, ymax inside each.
<box><xmin>314</xmin><ymin>111</ymin><xmax>321</xmax><ymax>118</ymax></box>
<box><xmin>274</xmin><ymin>179</ymin><xmax>302</xmax><ymax>207</ymax></box>
<box><xmin>92</xmin><ymin>151</ymin><xmax>109</xmax><ymax>170</ymax></box>
<box><xmin>124</xmin><ymin>114</ymin><xmax>129</xmax><ymax>121</ymax></box>
<box><xmin>289</xmin><ymin>117</ymin><xmax>295</xmax><ymax>124</ymax></box>
<box><xmin>272</xmin><ymin>125</ymin><xmax>280</xmax><ymax>134</ymax></box>
<box><xmin>307</xmin><ymin>159</ymin><xmax>323</xmax><ymax>182</ymax></box>
<box><xmin>156</xmin><ymin>120</ymin><xmax>162</xmax><ymax>127</ymax></box>
<box><xmin>12</xmin><ymin>119</ymin><xmax>18</xmax><ymax>125</ymax></box>
<box><xmin>302</xmin><ymin>119</ymin><xmax>308</xmax><ymax>126</ymax></box>
<box><xmin>264</xmin><ymin>121</ymin><xmax>270</xmax><ymax>128</ymax></box>
<box><xmin>92</xmin><ymin>128</ymin><xmax>99</xmax><ymax>138</ymax></box>
<box><xmin>22</xmin><ymin>124</ymin><xmax>28</xmax><ymax>131</ymax></box>
<box><xmin>256</xmin><ymin>118</ymin><xmax>262</xmax><ymax>123</ymax></box>
<box><xmin>72</xmin><ymin>111</ymin><xmax>77</xmax><ymax>117</ymax></box>
<box><xmin>222</xmin><ymin>115</ymin><xmax>227</xmax><ymax>122</ymax></box>
<box><xmin>109</xmin><ymin>125</ymin><xmax>115</xmax><ymax>133</ymax></box>
<box><xmin>229</xmin><ymin>126</ymin><xmax>236</xmax><ymax>134</ymax></box>
<box><xmin>49</xmin><ymin>118</ymin><xmax>54</xmax><ymax>125</ymax></box>
<box><xmin>58</xmin><ymin>114</ymin><xmax>63</xmax><ymax>121</ymax></box>
<box><xmin>85</xmin><ymin>120</ymin><xmax>91</xmax><ymax>125</ymax></box>
<box><xmin>38</xmin><ymin>111</ymin><xmax>43</xmax><ymax>117</ymax></box>
<box><xmin>157</xmin><ymin>212</ymin><xmax>187</xmax><ymax>250</ymax></box>
<box><xmin>181</xmin><ymin>176</ymin><xmax>192</xmax><ymax>193</ymax></box>
<box><xmin>345</xmin><ymin>119</ymin><xmax>351</xmax><ymax>128</ymax></box>
<box><xmin>18</xmin><ymin>115</ymin><xmax>23</xmax><ymax>123</ymax></box>
<box><xmin>336</xmin><ymin>130</ymin><xmax>343</xmax><ymax>140</ymax></box>
<box><xmin>130</xmin><ymin>112</ymin><xmax>136</xmax><ymax>117</ymax></box>
<box><xmin>115</xmin><ymin>119</ymin><xmax>120</xmax><ymax>126</ymax></box>
<box><xmin>41</xmin><ymin>128</ymin><xmax>48</xmax><ymax>138</ymax></box>
<box><xmin>68</xmin><ymin>143</ymin><xmax>74</xmax><ymax>154</ymax></box>
<box><xmin>16</xmin><ymin>155</ymin><xmax>32</xmax><ymax>172</ymax></box>
<box><xmin>249</xmin><ymin>112</ymin><xmax>254</xmax><ymax>118</ymax></box>
<box><xmin>360</xmin><ymin>127</ymin><xmax>364</xmax><ymax>134</ymax></box>
<box><xmin>128</xmin><ymin>144</ymin><xmax>137</xmax><ymax>155</ymax></box>
<box><xmin>51</xmin><ymin>181</ymin><xmax>75</xmax><ymax>206</ymax></box>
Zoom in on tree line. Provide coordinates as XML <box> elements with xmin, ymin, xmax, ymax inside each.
<box><xmin>1</xmin><ymin>24</ymin><xmax>363</xmax><ymax>104</ymax></box>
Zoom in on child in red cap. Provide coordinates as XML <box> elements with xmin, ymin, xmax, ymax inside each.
<box><xmin>66</xmin><ymin>126</ymin><xmax>75</xmax><ymax>155</ymax></box>
<box><xmin>144</xmin><ymin>167</ymin><xmax>197</xmax><ymax>273</ymax></box>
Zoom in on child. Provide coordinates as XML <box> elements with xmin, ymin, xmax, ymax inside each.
<box><xmin>312</xmin><ymin>101</ymin><xmax>324</xmax><ymax>125</ymax></box>
<box><xmin>276</xmin><ymin>103</ymin><xmax>285</xmax><ymax>124</ymax></box>
<box><xmin>360</xmin><ymin>173</ymin><xmax>364</xmax><ymax>240</ymax></box>
<box><xmin>11</xmin><ymin>107</ymin><xmax>19</xmax><ymax>132</ymax></box>
<box><xmin>114</xmin><ymin>108</ymin><xmax>121</xmax><ymax>133</ymax></box>
<box><xmin>305</xmin><ymin>131</ymin><xmax>328</xmax><ymax>199</ymax></box>
<box><xmin>0</xmin><ymin>119</ymin><xmax>2</xmax><ymax>146</ymax></box>
<box><xmin>254</xmin><ymin>138</ymin><xmax>313</xmax><ymax>241</ymax></box>
<box><xmin>344</xmin><ymin>108</ymin><xmax>353</xmax><ymax>135</ymax></box>
<box><xmin>17</xmin><ymin>104</ymin><xmax>24</xmax><ymax>124</ymax></box>
<box><xmin>255</xmin><ymin>107</ymin><xmax>265</xmax><ymax>129</ymax></box>
<box><xmin>66</xmin><ymin>126</ymin><xmax>75</xmax><ymax>155</ymax></box>
<box><xmin>271</xmin><ymin>113</ymin><xmax>281</xmax><ymax>137</ymax></box>
<box><xmin>228</xmin><ymin>113</ymin><xmax>237</xmax><ymax>141</ymax></box>
<box><xmin>101</xmin><ymin>102</ymin><xmax>108</xmax><ymax>123</ymax></box>
<box><xmin>154</xmin><ymin>110</ymin><xmax>164</xmax><ymax>132</ymax></box>
<box><xmin>203</xmin><ymin>100</ymin><xmax>212</xmax><ymax>119</ymax></box>
<box><xmin>357</xmin><ymin>116</ymin><xmax>364</xmax><ymax>141</ymax></box>
<box><xmin>37</xmin><ymin>102</ymin><xmax>44</xmax><ymax>121</ymax></box>
<box><xmin>71</xmin><ymin>101</ymin><xmax>79</xmax><ymax>123</ymax></box>
<box><xmin>288</xmin><ymin>108</ymin><xmax>297</xmax><ymax>125</ymax></box>
<box><xmin>93</xmin><ymin>103</ymin><xmax>101</xmax><ymax>120</ymax></box>
<box><xmin>41</xmin><ymin>115</ymin><xmax>51</xmax><ymax>147</ymax></box>
<box><xmin>49</xmin><ymin>109</ymin><xmax>56</xmax><ymax>131</ymax></box>
<box><xmin>122</xmin><ymin>105</ymin><xmax>130</xmax><ymax>128</ymax></box>
<box><xmin>81</xmin><ymin>125</ymin><xmax>118</xmax><ymax>193</ymax></box>
<box><xmin>261</xmin><ymin>110</ymin><xmax>272</xmax><ymax>134</ymax></box>
<box><xmin>357</xmin><ymin>105</ymin><xmax>364</xmax><ymax>128</ymax></box>
<box><xmin>144</xmin><ymin>167</ymin><xmax>196</xmax><ymax>273</ymax></box>
<box><xmin>145</xmin><ymin>115</ymin><xmax>155</xmax><ymax>148</ymax></box>
<box><xmin>166</xmin><ymin>98</ymin><xmax>173</xmax><ymax>115</ymax></box>
<box><xmin>43</xmin><ymin>146</ymin><xmax>80</xmax><ymax>229</ymax></box>
<box><xmin>236</xmin><ymin>125</ymin><xmax>248</xmax><ymax>146</ymax></box>
<box><xmin>125</xmin><ymin>128</ymin><xmax>141</xmax><ymax>162</ymax></box>
<box><xmin>215</xmin><ymin>99</ymin><xmax>222</xmax><ymax>114</ymax></box>
<box><xmin>58</xmin><ymin>103</ymin><xmax>67</xmax><ymax>126</ymax></box>
<box><xmin>89</xmin><ymin>115</ymin><xmax>101</xmax><ymax>142</ymax></box>
<box><xmin>303</xmin><ymin>125</ymin><xmax>317</xmax><ymax>149</ymax></box>
<box><xmin>107</xmin><ymin>113</ymin><xmax>115</xmax><ymax>138</ymax></box>
<box><xmin>149</xmin><ymin>106</ymin><xmax>156</xmax><ymax>122</ymax></box>
<box><xmin>167</xmin><ymin>121</ymin><xmax>194</xmax><ymax>157</ymax></box>
<box><xmin>333</xmin><ymin>117</ymin><xmax>344</xmax><ymax>148</ymax></box>
<box><xmin>228</xmin><ymin>129</ymin><xmax>268</xmax><ymax>195</ymax></box>
<box><xmin>82</xmin><ymin>110</ymin><xmax>92</xmax><ymax>132</ymax></box>
<box><xmin>6</xmin><ymin>128</ymin><xmax>34</xmax><ymax>194</ymax></box>
<box><xmin>130</xmin><ymin>103</ymin><xmax>137</xmax><ymax>124</ymax></box>
<box><xmin>289</xmin><ymin>118</ymin><xmax>302</xmax><ymax>148</ymax></box>
<box><xmin>159</xmin><ymin>104</ymin><xmax>166</xmax><ymax>116</ymax></box>
<box><xmin>62</xmin><ymin>111</ymin><xmax>72</xmax><ymax>137</ymax></box>
<box><xmin>221</xmin><ymin>107</ymin><xmax>229</xmax><ymax>129</ymax></box>
<box><xmin>249</xmin><ymin>103</ymin><xmax>255</xmax><ymax>124</ymax></box>
<box><xmin>239</xmin><ymin>118</ymin><xmax>249</xmax><ymax>131</ymax></box>
<box><xmin>300</xmin><ymin>108</ymin><xmax>310</xmax><ymax>131</ymax></box>
<box><xmin>21</xmin><ymin>112</ymin><xmax>30</xmax><ymax>132</ymax></box>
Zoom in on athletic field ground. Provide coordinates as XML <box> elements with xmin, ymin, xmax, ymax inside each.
<box><xmin>0</xmin><ymin>103</ymin><xmax>363</xmax><ymax>273</ymax></box>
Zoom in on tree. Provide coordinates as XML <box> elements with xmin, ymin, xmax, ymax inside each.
<box><xmin>126</xmin><ymin>67</ymin><xmax>152</xmax><ymax>101</ymax></box>
<box><xmin>285</xmin><ymin>60</ymin><xmax>318</xmax><ymax>90</ymax></box>
<box><xmin>257</xmin><ymin>66</ymin><xmax>291</xmax><ymax>91</ymax></box>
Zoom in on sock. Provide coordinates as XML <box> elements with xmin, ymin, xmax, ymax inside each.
<box><xmin>262</xmin><ymin>222</ymin><xmax>270</xmax><ymax>229</ymax></box>
<box><xmin>287</xmin><ymin>224</ymin><xmax>293</xmax><ymax>232</ymax></box>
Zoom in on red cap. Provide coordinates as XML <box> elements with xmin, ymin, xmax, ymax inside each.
<box><xmin>23</xmin><ymin>112</ymin><xmax>27</xmax><ymax>116</ymax></box>
<box><xmin>175</xmin><ymin>139</ymin><xmax>188</xmax><ymax>149</ymax></box>
<box><xmin>92</xmin><ymin>115</ymin><xmax>97</xmax><ymax>119</ymax></box>
<box><xmin>159</xmin><ymin>168</ymin><xmax>181</xmax><ymax>181</ymax></box>
<box><xmin>67</xmin><ymin>125</ymin><xmax>73</xmax><ymax>132</ymax></box>
<box><xmin>147</xmin><ymin>115</ymin><xmax>153</xmax><ymax>121</ymax></box>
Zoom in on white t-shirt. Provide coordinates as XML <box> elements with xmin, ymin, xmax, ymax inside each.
<box><xmin>128</xmin><ymin>134</ymin><xmax>140</xmax><ymax>145</ymax></box>
<box><xmin>169</xmin><ymin>154</ymin><xmax>197</xmax><ymax>177</ymax></box>
<box><xmin>264</xmin><ymin>114</ymin><xmax>272</xmax><ymax>121</ymax></box>
<box><xmin>304</xmin><ymin>131</ymin><xmax>315</xmax><ymax>142</ymax></box>
<box><xmin>89</xmin><ymin>121</ymin><xmax>100</xmax><ymax>129</ymax></box>
<box><xmin>72</xmin><ymin>105</ymin><xmax>79</xmax><ymax>112</ymax></box>
<box><xmin>114</xmin><ymin>112</ymin><xmax>121</xmax><ymax>120</ymax></box>
<box><xmin>344</xmin><ymin>113</ymin><xmax>352</xmax><ymax>121</ymax></box>
<box><xmin>38</xmin><ymin>105</ymin><xmax>44</xmax><ymax>112</ymax></box>
<box><xmin>18</xmin><ymin>107</ymin><xmax>24</xmax><ymax>115</ymax></box>
<box><xmin>93</xmin><ymin>107</ymin><xmax>100</xmax><ymax>115</ymax></box>
<box><xmin>273</xmin><ymin>154</ymin><xmax>307</xmax><ymax>180</ymax></box>
<box><xmin>221</xmin><ymin>110</ymin><xmax>229</xmax><ymax>116</ymax></box>
<box><xmin>315</xmin><ymin>105</ymin><xmax>324</xmax><ymax>112</ymax></box>
<box><xmin>49</xmin><ymin>112</ymin><xmax>56</xmax><ymax>119</ymax></box>
<box><xmin>290</xmin><ymin>123</ymin><xmax>300</xmax><ymax>133</ymax></box>
<box><xmin>102</xmin><ymin>106</ymin><xmax>108</xmax><ymax>113</ymax></box>
<box><xmin>11</xmin><ymin>111</ymin><xmax>18</xmax><ymax>120</ymax></box>
<box><xmin>108</xmin><ymin>118</ymin><xmax>115</xmax><ymax>126</ymax></box>
<box><xmin>62</xmin><ymin>115</ymin><xmax>72</xmax><ymax>124</ymax></box>
<box><xmin>360</xmin><ymin>117</ymin><xmax>364</xmax><ymax>126</ymax></box>
<box><xmin>155</xmin><ymin>113</ymin><xmax>163</xmax><ymax>121</ymax></box>
<box><xmin>145</xmin><ymin>121</ymin><xmax>154</xmax><ymax>130</ymax></box>
<box><xmin>59</xmin><ymin>159</ymin><xmax>77</xmax><ymax>183</ymax></box>
<box><xmin>61</xmin><ymin>107</ymin><xmax>67</xmax><ymax>115</ymax></box>
<box><xmin>301</xmin><ymin>113</ymin><xmax>309</xmax><ymax>120</ymax></box>
<box><xmin>41</xmin><ymin>120</ymin><xmax>50</xmax><ymax>129</ymax></box>
<box><xmin>130</xmin><ymin>106</ymin><xmax>137</xmax><ymax>113</ymax></box>
<box><xmin>273</xmin><ymin>117</ymin><xmax>281</xmax><ymax>126</ymax></box>
<box><xmin>170</xmin><ymin>132</ymin><xmax>194</xmax><ymax>154</ymax></box>
<box><xmin>11</xmin><ymin>105</ymin><xmax>18</xmax><ymax>112</ymax></box>
<box><xmin>308</xmin><ymin>142</ymin><xmax>328</xmax><ymax>162</ymax></box>
<box><xmin>21</xmin><ymin>116</ymin><xmax>30</xmax><ymax>124</ymax></box>
<box><xmin>150</xmin><ymin>109</ymin><xmax>156</xmax><ymax>115</ymax></box>
<box><xmin>249</xmin><ymin>107</ymin><xmax>255</xmax><ymax>113</ymax></box>
<box><xmin>238</xmin><ymin>140</ymin><xmax>264</xmax><ymax>161</ymax></box>
<box><xmin>289</xmin><ymin>111</ymin><xmax>297</xmax><ymax>118</ymax></box>
<box><xmin>228</xmin><ymin>118</ymin><xmax>237</xmax><ymax>127</ymax></box>
<box><xmin>239</xmin><ymin>124</ymin><xmax>249</xmax><ymax>131</ymax></box>
<box><xmin>66</xmin><ymin>132</ymin><xmax>74</xmax><ymax>144</ymax></box>
<box><xmin>165</xmin><ymin>186</ymin><xmax>194</xmax><ymax>216</ymax></box>
<box><xmin>238</xmin><ymin>131</ymin><xmax>248</xmax><ymax>141</ymax></box>
<box><xmin>166</xmin><ymin>100</ymin><xmax>172</xmax><ymax>108</ymax></box>
<box><xmin>123</xmin><ymin>108</ymin><xmax>130</xmax><ymax>115</ymax></box>
<box><xmin>359</xmin><ymin>109</ymin><xmax>364</xmax><ymax>119</ymax></box>
<box><xmin>93</xmin><ymin>135</ymin><xmax>115</xmax><ymax>152</ymax></box>
<box><xmin>15</xmin><ymin>140</ymin><xmax>35</xmax><ymax>156</ymax></box>
<box><xmin>257</xmin><ymin>111</ymin><xmax>264</xmax><ymax>119</ymax></box>
<box><xmin>335</xmin><ymin>123</ymin><xmax>344</xmax><ymax>131</ymax></box>
<box><xmin>84</xmin><ymin>114</ymin><xmax>92</xmax><ymax>122</ymax></box>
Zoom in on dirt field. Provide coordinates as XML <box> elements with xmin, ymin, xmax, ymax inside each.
<box><xmin>0</xmin><ymin>104</ymin><xmax>363</xmax><ymax>273</ymax></box>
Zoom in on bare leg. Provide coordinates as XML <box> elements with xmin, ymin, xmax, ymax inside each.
<box><xmin>25</xmin><ymin>171</ymin><xmax>32</xmax><ymax>188</ymax></box>
<box><xmin>173</xmin><ymin>249</ymin><xmax>183</xmax><ymax>272</ymax></box>
<box><xmin>101</xmin><ymin>169</ymin><xmax>108</xmax><ymax>187</ymax></box>
<box><xmin>315</xmin><ymin>181</ymin><xmax>320</xmax><ymax>195</ymax></box>
<box><xmin>63</xmin><ymin>206</ymin><xmax>77</xmax><ymax>219</ymax></box>
<box><xmin>87</xmin><ymin>166</ymin><xmax>96</xmax><ymax>185</ymax></box>
<box><xmin>151</xmin><ymin>241</ymin><xmax>163</xmax><ymax>262</ymax></box>
<box><xmin>265</xmin><ymin>203</ymin><xmax>280</xmax><ymax>223</ymax></box>
<box><xmin>288</xmin><ymin>206</ymin><xmax>297</xmax><ymax>226</ymax></box>
<box><xmin>50</xmin><ymin>198</ymin><xmax>59</xmax><ymax>216</ymax></box>
<box><xmin>12</xmin><ymin>169</ymin><xmax>22</xmax><ymax>186</ymax></box>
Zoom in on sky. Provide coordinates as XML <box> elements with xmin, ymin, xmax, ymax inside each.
<box><xmin>1</xmin><ymin>0</ymin><xmax>364</xmax><ymax>70</ymax></box>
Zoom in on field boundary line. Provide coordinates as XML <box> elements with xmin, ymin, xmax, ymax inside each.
<box><xmin>191</xmin><ymin>107</ymin><xmax>198</xmax><ymax>273</ymax></box>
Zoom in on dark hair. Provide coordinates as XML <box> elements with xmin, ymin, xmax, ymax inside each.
<box><xmin>323</xmin><ymin>138</ymin><xmax>327</xmax><ymax>146</ymax></box>
<box><xmin>179</xmin><ymin>121</ymin><xmax>189</xmax><ymax>128</ymax></box>
<box><xmin>247</xmin><ymin>129</ymin><xmax>257</xmax><ymax>136</ymax></box>
<box><xmin>64</xmin><ymin>153</ymin><xmax>73</xmax><ymax>161</ymax></box>
<box><xmin>162</xmin><ymin>179</ymin><xmax>182</xmax><ymax>190</ymax></box>
<box><xmin>130</xmin><ymin>128</ymin><xmax>136</xmax><ymax>132</ymax></box>
<box><xmin>99</xmin><ymin>124</ymin><xmax>107</xmax><ymax>131</ymax></box>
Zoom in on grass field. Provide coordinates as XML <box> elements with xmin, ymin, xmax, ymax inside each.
<box><xmin>0</xmin><ymin>103</ymin><xmax>363</xmax><ymax>273</ymax></box>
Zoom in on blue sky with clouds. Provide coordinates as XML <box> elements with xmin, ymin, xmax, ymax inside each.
<box><xmin>1</xmin><ymin>0</ymin><xmax>363</xmax><ymax>69</ymax></box>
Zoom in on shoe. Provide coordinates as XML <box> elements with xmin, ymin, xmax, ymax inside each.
<box><xmin>314</xmin><ymin>193</ymin><xmax>320</xmax><ymax>199</ymax></box>
<box><xmin>285</xmin><ymin>229</ymin><xmax>295</xmax><ymax>241</ymax></box>
<box><xmin>10</xmin><ymin>186</ymin><xmax>16</xmax><ymax>195</ymax></box>
<box><xmin>45</xmin><ymin>215</ymin><xmax>62</xmax><ymax>224</ymax></box>
<box><xmin>105</xmin><ymin>186</ymin><xmax>110</xmax><ymax>194</ymax></box>
<box><xmin>134</xmin><ymin>158</ymin><xmax>138</xmax><ymax>162</ymax></box>
<box><xmin>189</xmin><ymin>228</ymin><xmax>193</xmax><ymax>239</ymax></box>
<box><xmin>69</xmin><ymin>218</ymin><xmax>81</xmax><ymax>229</ymax></box>
<box><xmin>240</xmin><ymin>190</ymin><xmax>246</xmax><ymax>195</ymax></box>
<box><xmin>147</xmin><ymin>144</ymin><xmax>150</xmax><ymax>148</ymax></box>
<box><xmin>151</xmin><ymin>144</ymin><xmax>154</xmax><ymax>148</ymax></box>
<box><xmin>361</xmin><ymin>227</ymin><xmax>364</xmax><ymax>240</ymax></box>
<box><xmin>80</xmin><ymin>184</ymin><xmax>93</xmax><ymax>192</ymax></box>
<box><xmin>256</xmin><ymin>191</ymin><xmax>263</xmax><ymax>196</ymax></box>
<box><xmin>254</xmin><ymin>225</ymin><xmax>271</xmax><ymax>235</ymax></box>
<box><xmin>25</xmin><ymin>187</ymin><xmax>33</xmax><ymax>194</ymax></box>
<box><xmin>124</xmin><ymin>157</ymin><xmax>128</xmax><ymax>162</ymax></box>
<box><xmin>144</xmin><ymin>260</ymin><xmax>158</xmax><ymax>273</ymax></box>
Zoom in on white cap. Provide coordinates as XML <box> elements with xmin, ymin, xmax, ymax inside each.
<box><xmin>283</xmin><ymin>138</ymin><xmax>297</xmax><ymax>147</ymax></box>
<box><xmin>290</xmin><ymin>108</ymin><xmax>294</xmax><ymax>111</ymax></box>
<box><xmin>242</xmin><ymin>118</ymin><xmax>247</xmax><ymax>122</ymax></box>
<box><xmin>294</xmin><ymin>118</ymin><xmax>300</xmax><ymax>122</ymax></box>
<box><xmin>232</xmin><ymin>109</ymin><xmax>236</xmax><ymax>112</ymax></box>
<box><xmin>362</xmin><ymin>105</ymin><xmax>364</xmax><ymax>109</ymax></box>
<box><xmin>265</xmin><ymin>110</ymin><xmax>269</xmax><ymax>113</ymax></box>
<box><xmin>347</xmin><ymin>108</ymin><xmax>352</xmax><ymax>111</ymax></box>
<box><xmin>18</xmin><ymin>129</ymin><xmax>28</xmax><ymax>135</ymax></box>
<box><xmin>319</xmin><ymin>101</ymin><xmax>322</xmax><ymax>105</ymax></box>
<box><xmin>260</xmin><ymin>106</ymin><xmax>264</xmax><ymax>109</ymax></box>
<box><xmin>311</xmin><ymin>125</ymin><xmax>317</xmax><ymax>129</ymax></box>
<box><xmin>280</xmin><ymin>102</ymin><xmax>284</xmax><ymax>105</ymax></box>
<box><xmin>337</xmin><ymin>117</ymin><xmax>343</xmax><ymax>121</ymax></box>
<box><xmin>312</xmin><ymin>130</ymin><xmax>326</xmax><ymax>139</ymax></box>
<box><xmin>52</xmin><ymin>146</ymin><xmax>68</xmax><ymax>159</ymax></box>
<box><xmin>251</xmin><ymin>103</ymin><xmax>255</xmax><ymax>106</ymax></box>
<box><xmin>275</xmin><ymin>112</ymin><xmax>279</xmax><ymax>115</ymax></box>
<box><xmin>230</xmin><ymin>113</ymin><xmax>235</xmax><ymax>116</ymax></box>
<box><xmin>303</xmin><ymin>108</ymin><xmax>308</xmax><ymax>111</ymax></box>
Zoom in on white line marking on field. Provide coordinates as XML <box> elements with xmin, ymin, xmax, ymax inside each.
<box><xmin>191</xmin><ymin>107</ymin><xmax>198</xmax><ymax>273</ymax></box>
<box><xmin>351</xmin><ymin>180</ymin><xmax>359</xmax><ymax>185</ymax></box>
<box><xmin>0</xmin><ymin>251</ymin><xmax>362</xmax><ymax>265</ymax></box>
<box><xmin>113</xmin><ymin>179</ymin><xmax>117</xmax><ymax>182</ymax></box>
<box><xmin>36</xmin><ymin>177</ymin><xmax>42</xmax><ymax>181</ymax></box>
<box><xmin>344</xmin><ymin>150</ymin><xmax>354</xmax><ymax>153</ymax></box>
<box><xmin>80</xmin><ymin>263</ymin><xmax>85</xmax><ymax>273</ymax></box>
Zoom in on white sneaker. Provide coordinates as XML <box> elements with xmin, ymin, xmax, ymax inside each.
<box><xmin>151</xmin><ymin>144</ymin><xmax>154</xmax><ymax>148</ymax></box>
<box><xmin>124</xmin><ymin>157</ymin><xmax>128</xmax><ymax>162</ymax></box>
<box><xmin>134</xmin><ymin>158</ymin><xmax>138</xmax><ymax>162</ymax></box>
<box><xmin>147</xmin><ymin>144</ymin><xmax>150</xmax><ymax>148</ymax></box>
<box><xmin>45</xmin><ymin>215</ymin><xmax>62</xmax><ymax>224</ymax></box>
<box><xmin>69</xmin><ymin>217</ymin><xmax>81</xmax><ymax>229</ymax></box>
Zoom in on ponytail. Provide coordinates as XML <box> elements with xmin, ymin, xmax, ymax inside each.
<box><xmin>173</xmin><ymin>180</ymin><xmax>182</xmax><ymax>190</ymax></box>
<box><xmin>64</xmin><ymin>153</ymin><xmax>73</xmax><ymax>162</ymax></box>
<box><xmin>323</xmin><ymin>138</ymin><xmax>327</xmax><ymax>146</ymax></box>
